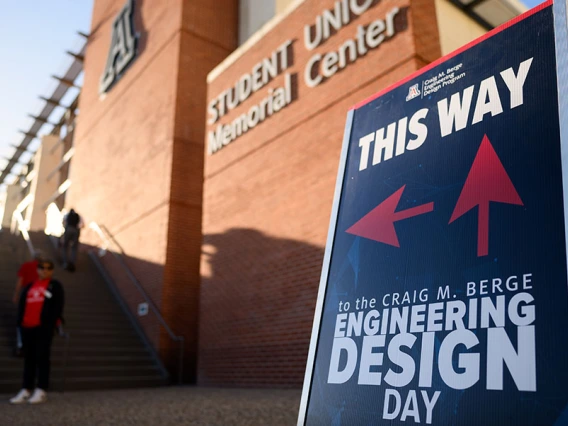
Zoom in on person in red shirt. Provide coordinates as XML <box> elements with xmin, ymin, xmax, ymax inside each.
<box><xmin>13</xmin><ymin>251</ymin><xmax>42</xmax><ymax>304</ymax></box>
<box><xmin>10</xmin><ymin>259</ymin><xmax>65</xmax><ymax>405</ymax></box>
<box><xmin>12</xmin><ymin>251</ymin><xmax>42</xmax><ymax>357</ymax></box>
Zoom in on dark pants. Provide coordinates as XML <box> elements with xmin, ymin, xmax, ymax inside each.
<box><xmin>63</xmin><ymin>226</ymin><xmax>80</xmax><ymax>265</ymax></box>
<box><xmin>21</xmin><ymin>327</ymin><xmax>53</xmax><ymax>390</ymax></box>
<box><xmin>16</xmin><ymin>326</ymin><xmax>22</xmax><ymax>349</ymax></box>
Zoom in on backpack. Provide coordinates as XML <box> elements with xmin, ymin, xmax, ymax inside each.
<box><xmin>67</xmin><ymin>211</ymin><xmax>80</xmax><ymax>227</ymax></box>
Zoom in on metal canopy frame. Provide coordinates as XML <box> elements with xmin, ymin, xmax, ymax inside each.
<box><xmin>0</xmin><ymin>33</ymin><xmax>88</xmax><ymax>185</ymax></box>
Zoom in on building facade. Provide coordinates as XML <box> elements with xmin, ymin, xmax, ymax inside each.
<box><xmin>5</xmin><ymin>0</ymin><xmax>526</xmax><ymax>386</ymax></box>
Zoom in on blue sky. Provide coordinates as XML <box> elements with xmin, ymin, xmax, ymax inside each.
<box><xmin>523</xmin><ymin>0</ymin><xmax>545</xmax><ymax>7</ymax></box>
<box><xmin>0</xmin><ymin>1</ymin><xmax>93</xmax><ymax>190</ymax></box>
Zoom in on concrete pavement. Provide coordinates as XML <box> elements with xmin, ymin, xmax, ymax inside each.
<box><xmin>0</xmin><ymin>386</ymin><xmax>301</xmax><ymax>426</ymax></box>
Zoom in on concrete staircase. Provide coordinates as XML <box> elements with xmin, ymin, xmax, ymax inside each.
<box><xmin>0</xmin><ymin>230</ymin><xmax>168</xmax><ymax>393</ymax></box>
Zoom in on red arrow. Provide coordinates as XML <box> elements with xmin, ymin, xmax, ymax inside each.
<box><xmin>346</xmin><ymin>185</ymin><xmax>434</xmax><ymax>247</ymax></box>
<box><xmin>449</xmin><ymin>135</ymin><xmax>523</xmax><ymax>257</ymax></box>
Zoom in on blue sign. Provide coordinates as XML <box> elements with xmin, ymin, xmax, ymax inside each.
<box><xmin>298</xmin><ymin>2</ymin><xmax>568</xmax><ymax>425</ymax></box>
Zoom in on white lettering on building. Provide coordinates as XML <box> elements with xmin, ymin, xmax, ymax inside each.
<box><xmin>305</xmin><ymin>7</ymin><xmax>401</xmax><ymax>88</ymax></box>
<box><xmin>207</xmin><ymin>1</ymin><xmax>407</xmax><ymax>155</ymax></box>
<box><xmin>304</xmin><ymin>0</ymin><xmax>375</xmax><ymax>50</ymax></box>
<box><xmin>208</xmin><ymin>73</ymin><xmax>293</xmax><ymax>154</ymax></box>
<box><xmin>208</xmin><ymin>40</ymin><xmax>293</xmax><ymax>125</ymax></box>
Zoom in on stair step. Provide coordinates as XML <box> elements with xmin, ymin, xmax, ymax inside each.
<box><xmin>0</xmin><ymin>346</ymin><xmax>150</xmax><ymax>356</ymax></box>
<box><xmin>63</xmin><ymin>328</ymin><xmax>138</xmax><ymax>335</ymax></box>
<box><xmin>0</xmin><ymin>301</ymin><xmax>125</xmax><ymax>312</ymax></box>
<box><xmin>63</xmin><ymin>312</ymin><xmax>133</xmax><ymax>320</ymax></box>
<box><xmin>0</xmin><ymin>355</ymin><xmax>157</xmax><ymax>369</ymax></box>
<box><xmin>0</xmin><ymin>333</ymin><xmax>143</xmax><ymax>343</ymax></box>
<box><xmin>57</xmin><ymin>324</ymin><xmax>135</xmax><ymax>332</ymax></box>
<box><xmin>51</xmin><ymin>347</ymin><xmax>151</xmax><ymax>356</ymax></box>
<box><xmin>0</xmin><ymin>337</ymin><xmax>145</xmax><ymax>353</ymax></box>
<box><xmin>0</xmin><ymin>321</ymin><xmax>135</xmax><ymax>329</ymax></box>
<box><xmin>0</xmin><ymin>331</ymin><xmax>143</xmax><ymax>341</ymax></box>
<box><xmin>0</xmin><ymin>375</ymin><xmax>167</xmax><ymax>393</ymax></box>
<box><xmin>0</xmin><ymin>365</ymin><xmax>161</xmax><ymax>380</ymax></box>
<box><xmin>0</xmin><ymin>299</ymin><xmax>129</xmax><ymax>307</ymax></box>
<box><xmin>61</xmin><ymin>375</ymin><xmax>166</xmax><ymax>384</ymax></box>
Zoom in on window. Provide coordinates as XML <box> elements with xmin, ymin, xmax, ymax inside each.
<box><xmin>239</xmin><ymin>0</ymin><xmax>276</xmax><ymax>45</ymax></box>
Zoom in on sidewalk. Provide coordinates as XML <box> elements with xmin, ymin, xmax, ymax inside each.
<box><xmin>0</xmin><ymin>386</ymin><xmax>301</xmax><ymax>426</ymax></box>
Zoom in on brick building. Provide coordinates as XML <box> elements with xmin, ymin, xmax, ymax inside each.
<box><xmin>35</xmin><ymin>0</ymin><xmax>527</xmax><ymax>386</ymax></box>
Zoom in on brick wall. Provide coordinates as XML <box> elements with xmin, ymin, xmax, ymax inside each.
<box><xmin>201</xmin><ymin>0</ymin><xmax>441</xmax><ymax>387</ymax></box>
<box><xmin>160</xmin><ymin>0</ymin><xmax>238</xmax><ymax>383</ymax></box>
<box><xmin>68</xmin><ymin>0</ymin><xmax>238</xmax><ymax>382</ymax></box>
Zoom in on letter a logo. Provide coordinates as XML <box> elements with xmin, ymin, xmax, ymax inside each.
<box><xmin>406</xmin><ymin>84</ymin><xmax>421</xmax><ymax>101</ymax></box>
<box><xmin>99</xmin><ymin>0</ymin><xmax>138</xmax><ymax>94</ymax></box>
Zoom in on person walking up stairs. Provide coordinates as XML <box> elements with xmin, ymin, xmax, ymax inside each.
<box><xmin>61</xmin><ymin>209</ymin><xmax>82</xmax><ymax>272</ymax></box>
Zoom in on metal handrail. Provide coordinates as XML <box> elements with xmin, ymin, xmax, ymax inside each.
<box><xmin>41</xmin><ymin>179</ymin><xmax>71</xmax><ymax>210</ymax></box>
<box><xmin>46</xmin><ymin>147</ymin><xmax>75</xmax><ymax>182</ymax></box>
<box><xmin>13</xmin><ymin>210</ymin><xmax>35</xmax><ymax>256</ymax></box>
<box><xmin>89</xmin><ymin>221</ymin><xmax>185</xmax><ymax>384</ymax></box>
